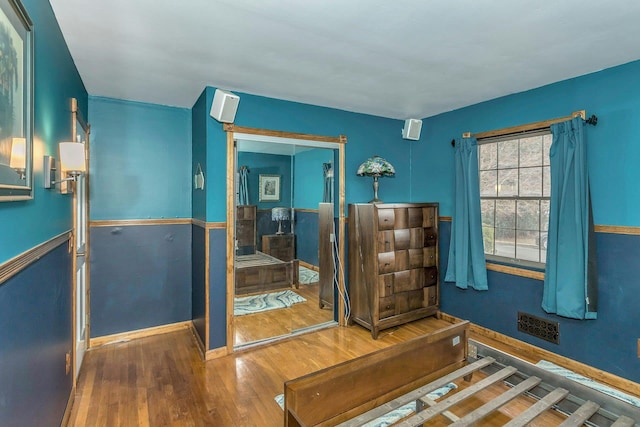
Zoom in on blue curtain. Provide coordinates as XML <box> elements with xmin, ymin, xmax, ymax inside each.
<box><xmin>322</xmin><ymin>162</ymin><xmax>333</xmax><ymax>203</ymax></box>
<box><xmin>238</xmin><ymin>166</ymin><xmax>249</xmax><ymax>205</ymax></box>
<box><xmin>445</xmin><ymin>137</ymin><xmax>488</xmax><ymax>290</ymax></box>
<box><xmin>543</xmin><ymin>117</ymin><xmax>597</xmax><ymax>319</ymax></box>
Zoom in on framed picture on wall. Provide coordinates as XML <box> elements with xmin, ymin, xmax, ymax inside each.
<box><xmin>0</xmin><ymin>0</ymin><xmax>33</xmax><ymax>201</ymax></box>
<box><xmin>259</xmin><ymin>174</ymin><xmax>280</xmax><ymax>202</ymax></box>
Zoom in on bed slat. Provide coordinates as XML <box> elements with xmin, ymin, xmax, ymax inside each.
<box><xmin>337</xmin><ymin>357</ymin><xmax>495</xmax><ymax>427</ymax></box>
<box><xmin>611</xmin><ymin>415</ymin><xmax>637</xmax><ymax>427</ymax></box>
<box><xmin>503</xmin><ymin>387</ymin><xmax>569</xmax><ymax>427</ymax></box>
<box><xmin>558</xmin><ymin>400</ymin><xmax>600</xmax><ymax>427</ymax></box>
<box><xmin>395</xmin><ymin>366</ymin><xmax>518</xmax><ymax>426</ymax></box>
<box><xmin>449</xmin><ymin>376</ymin><xmax>542</xmax><ymax>426</ymax></box>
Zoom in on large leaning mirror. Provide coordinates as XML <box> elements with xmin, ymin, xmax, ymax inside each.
<box><xmin>225</xmin><ymin>125</ymin><xmax>346</xmax><ymax>349</ymax></box>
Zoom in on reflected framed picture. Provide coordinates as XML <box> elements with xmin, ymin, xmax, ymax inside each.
<box><xmin>0</xmin><ymin>0</ymin><xmax>33</xmax><ymax>201</ymax></box>
<box><xmin>259</xmin><ymin>174</ymin><xmax>280</xmax><ymax>202</ymax></box>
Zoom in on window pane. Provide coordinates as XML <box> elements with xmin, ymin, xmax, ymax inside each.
<box><xmin>543</xmin><ymin>134</ymin><xmax>552</xmax><ymax>166</ymax></box>
<box><xmin>517</xmin><ymin>200</ymin><xmax>540</xmax><ymax>231</ymax></box>
<box><xmin>495</xmin><ymin>199</ymin><xmax>515</xmax><ymax>229</ymax></box>
<box><xmin>479</xmin><ymin>143</ymin><xmax>497</xmax><ymax>170</ymax></box>
<box><xmin>516</xmin><ymin>230</ymin><xmax>539</xmax><ymax>262</ymax></box>
<box><xmin>498</xmin><ymin>140</ymin><xmax>518</xmax><ymax>168</ymax></box>
<box><xmin>520</xmin><ymin>167</ymin><xmax>542</xmax><ymax>197</ymax></box>
<box><xmin>481</xmin><ymin>200</ymin><xmax>495</xmax><ymax>227</ymax></box>
<box><xmin>498</xmin><ymin>168</ymin><xmax>517</xmax><ymax>196</ymax></box>
<box><xmin>543</xmin><ymin>165</ymin><xmax>551</xmax><ymax>197</ymax></box>
<box><xmin>520</xmin><ymin>136</ymin><xmax>543</xmax><ymax>167</ymax></box>
<box><xmin>495</xmin><ymin>228</ymin><xmax>515</xmax><ymax>258</ymax></box>
<box><xmin>482</xmin><ymin>226</ymin><xmax>495</xmax><ymax>255</ymax></box>
<box><xmin>480</xmin><ymin>170</ymin><xmax>497</xmax><ymax>197</ymax></box>
<box><xmin>540</xmin><ymin>200</ymin><xmax>550</xmax><ymax>231</ymax></box>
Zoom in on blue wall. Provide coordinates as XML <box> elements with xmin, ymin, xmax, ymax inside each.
<box><xmin>89</xmin><ymin>96</ymin><xmax>192</xmax><ymax>220</ymax></box>
<box><xmin>90</xmin><ymin>224</ymin><xmax>192</xmax><ymax>337</ymax></box>
<box><xmin>427</xmin><ymin>60</ymin><xmax>640</xmax><ymax>383</ymax></box>
<box><xmin>0</xmin><ymin>244</ymin><xmax>72</xmax><ymax>426</ymax></box>
<box><xmin>0</xmin><ymin>0</ymin><xmax>87</xmax><ymax>425</ymax></box>
<box><xmin>192</xmin><ymin>224</ymin><xmax>206</xmax><ymax>345</ymax></box>
<box><xmin>192</xmin><ymin>90</ymin><xmax>207</xmax><ymax>221</ymax></box>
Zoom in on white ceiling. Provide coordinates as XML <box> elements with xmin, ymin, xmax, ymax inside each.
<box><xmin>50</xmin><ymin>0</ymin><xmax>640</xmax><ymax>120</ymax></box>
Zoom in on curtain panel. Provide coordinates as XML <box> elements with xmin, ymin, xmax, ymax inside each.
<box><xmin>543</xmin><ymin>117</ymin><xmax>597</xmax><ymax>319</ymax></box>
<box><xmin>445</xmin><ymin>137</ymin><xmax>488</xmax><ymax>290</ymax></box>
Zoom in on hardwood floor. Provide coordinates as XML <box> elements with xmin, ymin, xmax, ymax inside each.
<box><xmin>68</xmin><ymin>317</ymin><xmax>454</xmax><ymax>426</ymax></box>
<box><xmin>67</xmin><ymin>316</ymin><xmax>591</xmax><ymax>426</ymax></box>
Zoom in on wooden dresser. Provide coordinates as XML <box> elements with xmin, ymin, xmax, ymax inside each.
<box><xmin>348</xmin><ymin>203</ymin><xmax>439</xmax><ymax>339</ymax></box>
<box><xmin>262</xmin><ymin>234</ymin><xmax>295</xmax><ymax>261</ymax></box>
<box><xmin>236</xmin><ymin>205</ymin><xmax>256</xmax><ymax>255</ymax></box>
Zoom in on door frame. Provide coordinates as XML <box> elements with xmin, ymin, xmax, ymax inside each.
<box><xmin>71</xmin><ymin>98</ymin><xmax>91</xmax><ymax>384</ymax></box>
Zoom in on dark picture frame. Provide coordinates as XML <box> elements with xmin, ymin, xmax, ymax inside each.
<box><xmin>0</xmin><ymin>0</ymin><xmax>33</xmax><ymax>201</ymax></box>
<box><xmin>259</xmin><ymin>174</ymin><xmax>280</xmax><ymax>202</ymax></box>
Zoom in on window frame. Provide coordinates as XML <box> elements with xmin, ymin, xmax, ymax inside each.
<box><xmin>478</xmin><ymin>129</ymin><xmax>551</xmax><ymax>269</ymax></box>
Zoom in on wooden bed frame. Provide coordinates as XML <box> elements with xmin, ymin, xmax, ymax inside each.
<box><xmin>284</xmin><ymin>321</ymin><xmax>470</xmax><ymax>426</ymax></box>
<box><xmin>235</xmin><ymin>252</ymin><xmax>299</xmax><ymax>296</ymax></box>
<box><xmin>283</xmin><ymin>320</ymin><xmax>640</xmax><ymax>426</ymax></box>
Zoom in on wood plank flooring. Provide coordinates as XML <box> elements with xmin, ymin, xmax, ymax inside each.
<box><xmin>66</xmin><ymin>317</ymin><xmax>576</xmax><ymax>426</ymax></box>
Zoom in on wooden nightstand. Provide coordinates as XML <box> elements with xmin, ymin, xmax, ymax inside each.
<box><xmin>262</xmin><ymin>234</ymin><xmax>295</xmax><ymax>261</ymax></box>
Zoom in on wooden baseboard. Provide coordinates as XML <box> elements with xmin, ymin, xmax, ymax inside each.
<box><xmin>190</xmin><ymin>322</ymin><xmax>206</xmax><ymax>360</ymax></box>
<box><xmin>439</xmin><ymin>312</ymin><xmax>640</xmax><ymax>398</ymax></box>
<box><xmin>205</xmin><ymin>346</ymin><xmax>228</xmax><ymax>360</ymax></box>
<box><xmin>61</xmin><ymin>384</ymin><xmax>75</xmax><ymax>426</ymax></box>
<box><xmin>298</xmin><ymin>260</ymin><xmax>319</xmax><ymax>271</ymax></box>
<box><xmin>90</xmin><ymin>321</ymin><xmax>192</xmax><ymax>348</ymax></box>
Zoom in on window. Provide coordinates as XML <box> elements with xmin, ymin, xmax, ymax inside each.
<box><xmin>479</xmin><ymin>130</ymin><xmax>551</xmax><ymax>266</ymax></box>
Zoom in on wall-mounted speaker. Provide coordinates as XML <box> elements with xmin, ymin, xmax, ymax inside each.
<box><xmin>210</xmin><ymin>89</ymin><xmax>240</xmax><ymax>123</ymax></box>
<box><xmin>402</xmin><ymin>119</ymin><xmax>422</xmax><ymax>140</ymax></box>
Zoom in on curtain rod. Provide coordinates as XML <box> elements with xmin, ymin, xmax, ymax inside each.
<box><xmin>451</xmin><ymin>110</ymin><xmax>598</xmax><ymax>147</ymax></box>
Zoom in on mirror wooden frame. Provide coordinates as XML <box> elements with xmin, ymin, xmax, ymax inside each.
<box><xmin>224</xmin><ymin>124</ymin><xmax>347</xmax><ymax>353</ymax></box>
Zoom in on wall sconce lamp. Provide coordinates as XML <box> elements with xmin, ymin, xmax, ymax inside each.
<box><xmin>357</xmin><ymin>155</ymin><xmax>395</xmax><ymax>204</ymax></box>
<box><xmin>9</xmin><ymin>137</ymin><xmax>27</xmax><ymax>180</ymax></box>
<box><xmin>44</xmin><ymin>142</ymin><xmax>87</xmax><ymax>190</ymax></box>
<box><xmin>271</xmin><ymin>207</ymin><xmax>290</xmax><ymax>235</ymax></box>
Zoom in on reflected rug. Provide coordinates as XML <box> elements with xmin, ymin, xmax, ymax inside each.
<box><xmin>234</xmin><ymin>290</ymin><xmax>306</xmax><ymax>316</ymax></box>
<box><xmin>299</xmin><ymin>266</ymin><xmax>319</xmax><ymax>285</ymax></box>
<box><xmin>274</xmin><ymin>382</ymin><xmax>457</xmax><ymax>426</ymax></box>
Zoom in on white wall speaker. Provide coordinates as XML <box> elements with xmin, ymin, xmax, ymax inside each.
<box><xmin>210</xmin><ymin>89</ymin><xmax>240</xmax><ymax>123</ymax></box>
<box><xmin>402</xmin><ymin>119</ymin><xmax>422</xmax><ymax>140</ymax></box>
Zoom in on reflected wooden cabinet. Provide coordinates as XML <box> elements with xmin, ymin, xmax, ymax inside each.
<box><xmin>348</xmin><ymin>203</ymin><xmax>440</xmax><ymax>339</ymax></box>
<box><xmin>262</xmin><ymin>234</ymin><xmax>295</xmax><ymax>261</ymax></box>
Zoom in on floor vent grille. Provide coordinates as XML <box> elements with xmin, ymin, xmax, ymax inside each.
<box><xmin>517</xmin><ymin>312</ymin><xmax>559</xmax><ymax>344</ymax></box>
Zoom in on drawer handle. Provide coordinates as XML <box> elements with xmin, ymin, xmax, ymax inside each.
<box><xmin>385</xmin><ymin>240</ymin><xmax>390</xmax><ymax>244</ymax></box>
<box><xmin>385</xmin><ymin>263</ymin><xmax>390</xmax><ymax>266</ymax></box>
<box><xmin>385</xmin><ymin>305</ymin><xmax>391</xmax><ymax>309</ymax></box>
<box><xmin>430</xmin><ymin>275</ymin><xmax>435</xmax><ymax>279</ymax></box>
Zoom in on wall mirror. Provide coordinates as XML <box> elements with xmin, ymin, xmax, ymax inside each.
<box><xmin>225</xmin><ymin>125</ymin><xmax>346</xmax><ymax>350</ymax></box>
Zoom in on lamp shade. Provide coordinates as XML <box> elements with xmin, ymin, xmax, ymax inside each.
<box><xmin>9</xmin><ymin>137</ymin><xmax>26</xmax><ymax>169</ymax></box>
<box><xmin>271</xmin><ymin>207</ymin><xmax>290</xmax><ymax>221</ymax></box>
<box><xmin>356</xmin><ymin>155</ymin><xmax>395</xmax><ymax>177</ymax></box>
<box><xmin>59</xmin><ymin>142</ymin><xmax>86</xmax><ymax>173</ymax></box>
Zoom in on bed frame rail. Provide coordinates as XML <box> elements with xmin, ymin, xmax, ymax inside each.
<box><xmin>283</xmin><ymin>321</ymin><xmax>470</xmax><ymax>426</ymax></box>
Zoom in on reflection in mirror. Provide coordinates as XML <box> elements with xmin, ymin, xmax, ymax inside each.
<box><xmin>233</xmin><ymin>137</ymin><xmax>339</xmax><ymax>348</ymax></box>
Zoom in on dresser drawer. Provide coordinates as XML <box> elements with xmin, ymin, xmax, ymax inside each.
<box><xmin>377</xmin><ymin>208</ymin><xmax>395</xmax><ymax>230</ymax></box>
<box><xmin>424</xmin><ymin>227</ymin><xmax>438</xmax><ymax>247</ymax></box>
<box><xmin>395</xmin><ymin>290</ymin><xmax>424</xmax><ymax>314</ymax></box>
<box><xmin>424</xmin><ymin>266</ymin><xmax>438</xmax><ymax>286</ymax></box>
<box><xmin>423</xmin><ymin>247</ymin><xmax>436</xmax><ymax>266</ymax></box>
<box><xmin>379</xmin><ymin>296</ymin><xmax>395</xmax><ymax>319</ymax></box>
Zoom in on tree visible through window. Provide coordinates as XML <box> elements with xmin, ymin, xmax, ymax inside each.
<box><xmin>479</xmin><ymin>131</ymin><xmax>551</xmax><ymax>266</ymax></box>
